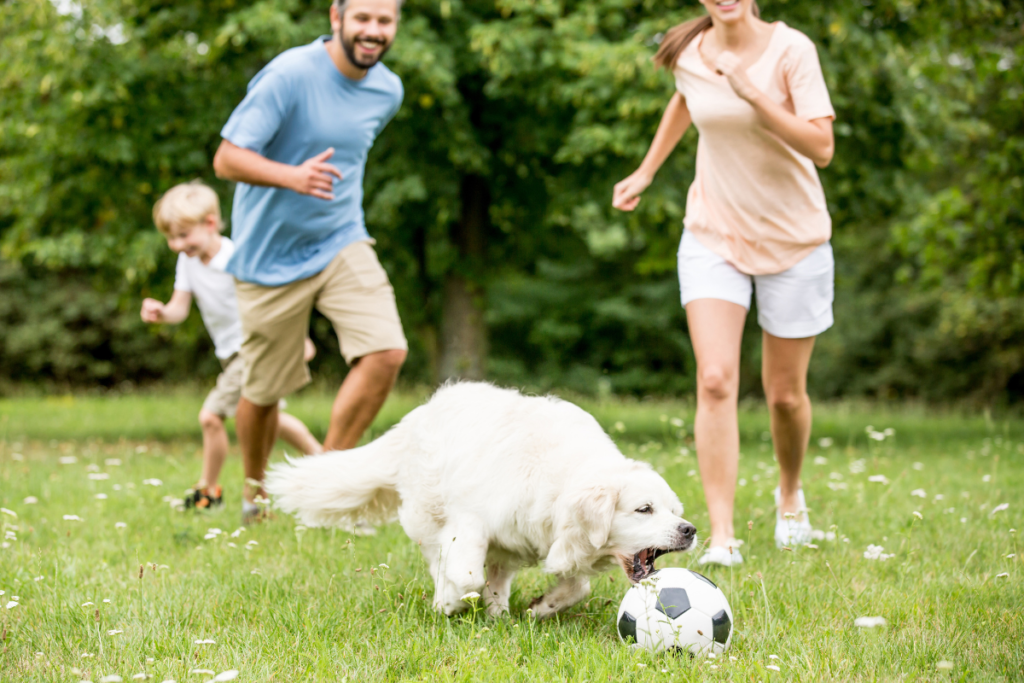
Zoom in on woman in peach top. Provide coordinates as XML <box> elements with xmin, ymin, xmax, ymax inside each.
<box><xmin>613</xmin><ymin>0</ymin><xmax>835</xmax><ymax>566</ymax></box>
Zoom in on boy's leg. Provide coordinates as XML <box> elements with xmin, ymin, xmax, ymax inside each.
<box><xmin>276</xmin><ymin>411</ymin><xmax>323</xmax><ymax>455</ymax></box>
<box><xmin>197</xmin><ymin>354</ymin><xmax>246</xmax><ymax>492</ymax></box>
<box><xmin>314</xmin><ymin>241</ymin><xmax>408</xmax><ymax>451</ymax></box>
<box><xmin>198</xmin><ymin>410</ymin><xmax>229</xmax><ymax>489</ymax></box>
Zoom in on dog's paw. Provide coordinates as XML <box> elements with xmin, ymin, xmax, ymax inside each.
<box><xmin>485</xmin><ymin>603</ymin><xmax>510</xmax><ymax>618</ymax></box>
<box><xmin>526</xmin><ymin>595</ymin><xmax>561</xmax><ymax>619</ymax></box>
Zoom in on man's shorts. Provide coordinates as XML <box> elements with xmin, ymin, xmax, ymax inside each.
<box><xmin>677</xmin><ymin>230</ymin><xmax>835</xmax><ymax>339</ymax></box>
<box><xmin>201</xmin><ymin>353</ymin><xmax>245</xmax><ymax>419</ymax></box>
<box><xmin>235</xmin><ymin>239</ymin><xmax>408</xmax><ymax>406</ymax></box>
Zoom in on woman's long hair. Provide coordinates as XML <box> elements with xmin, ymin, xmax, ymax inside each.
<box><xmin>653</xmin><ymin>1</ymin><xmax>761</xmax><ymax>71</ymax></box>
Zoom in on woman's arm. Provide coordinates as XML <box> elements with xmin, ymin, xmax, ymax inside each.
<box><xmin>713</xmin><ymin>51</ymin><xmax>834</xmax><ymax>167</ymax></box>
<box><xmin>612</xmin><ymin>92</ymin><xmax>693</xmax><ymax>211</ymax></box>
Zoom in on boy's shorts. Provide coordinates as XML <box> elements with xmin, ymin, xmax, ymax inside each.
<box><xmin>235</xmin><ymin>239</ymin><xmax>408</xmax><ymax>407</ymax></box>
<box><xmin>201</xmin><ymin>353</ymin><xmax>245</xmax><ymax>419</ymax></box>
<box><xmin>678</xmin><ymin>230</ymin><xmax>835</xmax><ymax>339</ymax></box>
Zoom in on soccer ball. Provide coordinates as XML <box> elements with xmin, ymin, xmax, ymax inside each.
<box><xmin>615</xmin><ymin>567</ymin><xmax>733</xmax><ymax>655</ymax></box>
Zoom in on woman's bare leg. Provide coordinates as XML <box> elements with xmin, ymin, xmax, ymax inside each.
<box><xmin>761</xmin><ymin>331</ymin><xmax>816</xmax><ymax>516</ymax></box>
<box><xmin>685</xmin><ymin>298</ymin><xmax>749</xmax><ymax>549</ymax></box>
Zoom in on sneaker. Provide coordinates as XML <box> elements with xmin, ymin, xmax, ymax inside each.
<box><xmin>774</xmin><ymin>487</ymin><xmax>813</xmax><ymax>548</ymax></box>
<box><xmin>241</xmin><ymin>499</ymin><xmax>273</xmax><ymax>525</ymax></box>
<box><xmin>698</xmin><ymin>544</ymin><xmax>744</xmax><ymax>567</ymax></box>
<box><xmin>185</xmin><ymin>485</ymin><xmax>223</xmax><ymax>510</ymax></box>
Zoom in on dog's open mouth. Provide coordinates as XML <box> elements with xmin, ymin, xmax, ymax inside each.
<box><xmin>623</xmin><ymin>547</ymin><xmax>673</xmax><ymax>583</ymax></box>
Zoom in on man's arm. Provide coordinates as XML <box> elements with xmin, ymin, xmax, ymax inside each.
<box><xmin>212</xmin><ymin>140</ymin><xmax>344</xmax><ymax>201</ymax></box>
<box><xmin>140</xmin><ymin>290</ymin><xmax>192</xmax><ymax>325</ymax></box>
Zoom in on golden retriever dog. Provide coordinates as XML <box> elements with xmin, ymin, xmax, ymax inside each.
<box><xmin>266</xmin><ymin>382</ymin><xmax>696</xmax><ymax>617</ymax></box>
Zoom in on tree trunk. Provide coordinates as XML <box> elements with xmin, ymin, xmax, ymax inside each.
<box><xmin>438</xmin><ymin>174</ymin><xmax>488</xmax><ymax>381</ymax></box>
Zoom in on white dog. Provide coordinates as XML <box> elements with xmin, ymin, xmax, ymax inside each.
<box><xmin>266</xmin><ymin>382</ymin><xmax>696</xmax><ymax>618</ymax></box>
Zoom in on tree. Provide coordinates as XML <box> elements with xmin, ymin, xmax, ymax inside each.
<box><xmin>2</xmin><ymin>0</ymin><xmax>1023</xmax><ymax>402</ymax></box>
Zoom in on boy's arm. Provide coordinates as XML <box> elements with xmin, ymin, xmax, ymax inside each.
<box><xmin>140</xmin><ymin>290</ymin><xmax>192</xmax><ymax>324</ymax></box>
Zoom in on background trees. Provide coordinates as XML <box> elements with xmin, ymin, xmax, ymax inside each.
<box><xmin>1</xmin><ymin>0</ymin><xmax>1021</xmax><ymax>402</ymax></box>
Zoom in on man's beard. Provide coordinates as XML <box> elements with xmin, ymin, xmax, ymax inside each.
<box><xmin>340</xmin><ymin>31</ymin><xmax>391</xmax><ymax>69</ymax></box>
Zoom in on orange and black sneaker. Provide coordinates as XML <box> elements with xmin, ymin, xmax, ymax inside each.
<box><xmin>185</xmin><ymin>485</ymin><xmax>223</xmax><ymax>510</ymax></box>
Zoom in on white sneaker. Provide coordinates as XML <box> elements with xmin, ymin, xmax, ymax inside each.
<box><xmin>698</xmin><ymin>544</ymin><xmax>744</xmax><ymax>567</ymax></box>
<box><xmin>774</xmin><ymin>487</ymin><xmax>813</xmax><ymax>548</ymax></box>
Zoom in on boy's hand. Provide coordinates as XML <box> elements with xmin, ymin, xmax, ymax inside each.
<box><xmin>140</xmin><ymin>298</ymin><xmax>166</xmax><ymax>323</ymax></box>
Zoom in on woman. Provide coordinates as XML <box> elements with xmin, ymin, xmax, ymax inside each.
<box><xmin>612</xmin><ymin>0</ymin><xmax>835</xmax><ymax>566</ymax></box>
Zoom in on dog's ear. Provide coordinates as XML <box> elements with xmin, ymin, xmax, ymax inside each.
<box><xmin>545</xmin><ymin>485</ymin><xmax>619</xmax><ymax>575</ymax></box>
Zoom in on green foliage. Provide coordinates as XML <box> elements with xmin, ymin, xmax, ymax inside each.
<box><xmin>0</xmin><ymin>0</ymin><xmax>1022</xmax><ymax>400</ymax></box>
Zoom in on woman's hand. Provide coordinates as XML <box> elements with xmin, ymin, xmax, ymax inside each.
<box><xmin>713</xmin><ymin>51</ymin><xmax>762</xmax><ymax>103</ymax></box>
<box><xmin>612</xmin><ymin>170</ymin><xmax>654</xmax><ymax>212</ymax></box>
<box><xmin>714</xmin><ymin>51</ymin><xmax>834</xmax><ymax>166</ymax></box>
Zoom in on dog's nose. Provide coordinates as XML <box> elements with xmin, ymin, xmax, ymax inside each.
<box><xmin>679</xmin><ymin>523</ymin><xmax>696</xmax><ymax>541</ymax></box>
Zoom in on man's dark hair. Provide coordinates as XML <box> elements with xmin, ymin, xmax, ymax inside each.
<box><xmin>333</xmin><ymin>0</ymin><xmax>405</xmax><ymax>16</ymax></box>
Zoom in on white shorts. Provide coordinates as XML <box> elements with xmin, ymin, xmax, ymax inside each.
<box><xmin>677</xmin><ymin>231</ymin><xmax>835</xmax><ymax>339</ymax></box>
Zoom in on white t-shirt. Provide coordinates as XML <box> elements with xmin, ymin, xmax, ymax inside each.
<box><xmin>173</xmin><ymin>238</ymin><xmax>244</xmax><ymax>360</ymax></box>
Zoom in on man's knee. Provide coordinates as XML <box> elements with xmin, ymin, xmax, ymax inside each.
<box><xmin>359</xmin><ymin>348</ymin><xmax>406</xmax><ymax>375</ymax></box>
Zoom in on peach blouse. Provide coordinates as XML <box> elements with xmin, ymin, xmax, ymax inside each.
<box><xmin>674</xmin><ymin>22</ymin><xmax>835</xmax><ymax>275</ymax></box>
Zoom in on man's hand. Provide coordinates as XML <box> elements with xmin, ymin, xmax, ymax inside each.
<box><xmin>140</xmin><ymin>298</ymin><xmax>166</xmax><ymax>323</ymax></box>
<box><xmin>714</xmin><ymin>51</ymin><xmax>762</xmax><ymax>103</ymax></box>
<box><xmin>289</xmin><ymin>148</ymin><xmax>344</xmax><ymax>200</ymax></box>
<box><xmin>612</xmin><ymin>169</ymin><xmax>654</xmax><ymax>212</ymax></box>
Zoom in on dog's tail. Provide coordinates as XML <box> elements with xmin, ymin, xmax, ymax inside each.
<box><xmin>265</xmin><ymin>428</ymin><xmax>403</xmax><ymax>528</ymax></box>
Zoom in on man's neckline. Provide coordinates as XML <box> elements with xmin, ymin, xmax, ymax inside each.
<box><xmin>321</xmin><ymin>36</ymin><xmax>370</xmax><ymax>82</ymax></box>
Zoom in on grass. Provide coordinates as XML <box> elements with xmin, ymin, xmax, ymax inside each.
<box><xmin>0</xmin><ymin>388</ymin><xmax>1022</xmax><ymax>681</ymax></box>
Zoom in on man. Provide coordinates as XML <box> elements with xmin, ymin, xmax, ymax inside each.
<box><xmin>213</xmin><ymin>0</ymin><xmax>407</xmax><ymax>522</ymax></box>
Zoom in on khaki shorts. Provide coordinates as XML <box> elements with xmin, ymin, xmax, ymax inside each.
<box><xmin>201</xmin><ymin>353</ymin><xmax>244</xmax><ymax>419</ymax></box>
<box><xmin>235</xmin><ymin>240</ymin><xmax>407</xmax><ymax>406</ymax></box>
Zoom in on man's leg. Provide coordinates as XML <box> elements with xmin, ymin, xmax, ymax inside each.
<box><xmin>315</xmin><ymin>241</ymin><xmax>408</xmax><ymax>451</ymax></box>
<box><xmin>323</xmin><ymin>348</ymin><xmax>406</xmax><ymax>450</ymax></box>
<box><xmin>234</xmin><ymin>276</ymin><xmax>316</xmax><ymax>514</ymax></box>
<box><xmin>277</xmin><ymin>411</ymin><xmax>324</xmax><ymax>455</ymax></box>
<box><xmin>236</xmin><ymin>398</ymin><xmax>279</xmax><ymax>504</ymax></box>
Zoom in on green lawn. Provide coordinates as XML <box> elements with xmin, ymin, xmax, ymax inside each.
<box><xmin>0</xmin><ymin>389</ymin><xmax>1021</xmax><ymax>681</ymax></box>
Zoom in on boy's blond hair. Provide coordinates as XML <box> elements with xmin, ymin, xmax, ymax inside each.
<box><xmin>152</xmin><ymin>180</ymin><xmax>222</xmax><ymax>236</ymax></box>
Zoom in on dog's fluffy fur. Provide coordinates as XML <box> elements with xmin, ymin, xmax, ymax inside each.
<box><xmin>266</xmin><ymin>382</ymin><xmax>696</xmax><ymax>617</ymax></box>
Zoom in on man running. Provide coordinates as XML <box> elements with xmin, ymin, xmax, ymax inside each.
<box><xmin>213</xmin><ymin>0</ymin><xmax>407</xmax><ymax>522</ymax></box>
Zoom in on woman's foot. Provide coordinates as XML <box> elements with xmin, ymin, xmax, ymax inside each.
<box><xmin>698</xmin><ymin>542</ymin><xmax>744</xmax><ymax>567</ymax></box>
<box><xmin>774</xmin><ymin>487</ymin><xmax>813</xmax><ymax>547</ymax></box>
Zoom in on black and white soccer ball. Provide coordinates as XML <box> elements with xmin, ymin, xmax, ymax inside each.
<box><xmin>616</xmin><ymin>567</ymin><xmax>733</xmax><ymax>655</ymax></box>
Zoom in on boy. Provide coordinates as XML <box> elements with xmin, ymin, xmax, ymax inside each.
<box><xmin>141</xmin><ymin>180</ymin><xmax>322</xmax><ymax>513</ymax></box>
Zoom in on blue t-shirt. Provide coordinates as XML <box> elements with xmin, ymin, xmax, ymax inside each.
<box><xmin>221</xmin><ymin>37</ymin><xmax>403</xmax><ymax>286</ymax></box>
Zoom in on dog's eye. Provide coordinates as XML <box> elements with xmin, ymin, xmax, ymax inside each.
<box><xmin>635</xmin><ymin>505</ymin><xmax>653</xmax><ymax>514</ymax></box>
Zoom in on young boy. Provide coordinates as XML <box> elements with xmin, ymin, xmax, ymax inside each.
<box><xmin>142</xmin><ymin>180</ymin><xmax>322</xmax><ymax>514</ymax></box>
